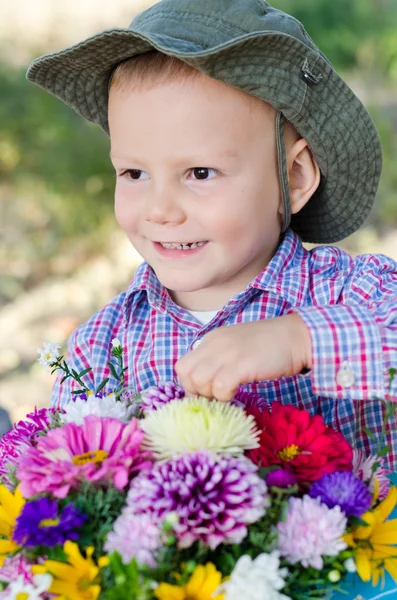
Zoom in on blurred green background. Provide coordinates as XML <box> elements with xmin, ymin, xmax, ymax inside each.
<box><xmin>0</xmin><ymin>0</ymin><xmax>396</xmax><ymax>420</ymax></box>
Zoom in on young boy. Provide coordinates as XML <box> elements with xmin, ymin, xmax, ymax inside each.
<box><xmin>27</xmin><ymin>0</ymin><xmax>397</xmax><ymax>468</ymax></box>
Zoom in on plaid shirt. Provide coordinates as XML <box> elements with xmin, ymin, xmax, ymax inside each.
<box><xmin>53</xmin><ymin>229</ymin><xmax>397</xmax><ymax>469</ymax></box>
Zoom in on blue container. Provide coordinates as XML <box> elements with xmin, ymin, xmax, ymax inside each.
<box><xmin>331</xmin><ymin>473</ymin><xmax>397</xmax><ymax>600</ymax></box>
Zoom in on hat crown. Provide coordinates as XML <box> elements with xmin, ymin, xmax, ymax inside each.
<box><xmin>130</xmin><ymin>0</ymin><xmax>316</xmax><ymax>53</ymax></box>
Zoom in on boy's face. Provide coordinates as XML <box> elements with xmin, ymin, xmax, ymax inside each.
<box><xmin>109</xmin><ymin>71</ymin><xmax>283</xmax><ymax>310</ymax></box>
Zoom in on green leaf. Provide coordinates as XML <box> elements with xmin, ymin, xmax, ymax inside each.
<box><xmin>96</xmin><ymin>378</ymin><xmax>109</xmax><ymax>394</ymax></box>
<box><xmin>78</xmin><ymin>367</ymin><xmax>92</xmax><ymax>377</ymax></box>
<box><xmin>378</xmin><ymin>444</ymin><xmax>392</xmax><ymax>457</ymax></box>
<box><xmin>350</xmin><ymin>515</ymin><xmax>370</xmax><ymax>527</ymax></box>
<box><xmin>362</xmin><ymin>427</ymin><xmax>376</xmax><ymax>440</ymax></box>
<box><xmin>108</xmin><ymin>361</ymin><xmax>119</xmax><ymax>380</ymax></box>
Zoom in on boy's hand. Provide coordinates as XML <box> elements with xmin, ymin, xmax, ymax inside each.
<box><xmin>175</xmin><ymin>313</ymin><xmax>312</xmax><ymax>401</ymax></box>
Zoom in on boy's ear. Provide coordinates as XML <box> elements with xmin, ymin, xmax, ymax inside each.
<box><xmin>286</xmin><ymin>138</ymin><xmax>321</xmax><ymax>215</ymax></box>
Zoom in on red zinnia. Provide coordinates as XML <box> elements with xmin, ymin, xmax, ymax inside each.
<box><xmin>246</xmin><ymin>402</ymin><xmax>353</xmax><ymax>488</ymax></box>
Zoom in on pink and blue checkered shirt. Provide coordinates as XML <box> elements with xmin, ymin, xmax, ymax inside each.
<box><xmin>52</xmin><ymin>229</ymin><xmax>397</xmax><ymax>469</ymax></box>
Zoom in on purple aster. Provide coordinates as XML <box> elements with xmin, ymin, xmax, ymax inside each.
<box><xmin>127</xmin><ymin>451</ymin><xmax>269</xmax><ymax>550</ymax></box>
<box><xmin>13</xmin><ymin>498</ymin><xmax>86</xmax><ymax>547</ymax></box>
<box><xmin>309</xmin><ymin>471</ymin><xmax>372</xmax><ymax>517</ymax></box>
<box><xmin>266</xmin><ymin>468</ymin><xmax>298</xmax><ymax>489</ymax></box>
<box><xmin>0</xmin><ymin>407</ymin><xmax>61</xmax><ymax>488</ymax></box>
<box><xmin>139</xmin><ymin>382</ymin><xmax>185</xmax><ymax>413</ymax></box>
<box><xmin>232</xmin><ymin>389</ymin><xmax>270</xmax><ymax>412</ymax></box>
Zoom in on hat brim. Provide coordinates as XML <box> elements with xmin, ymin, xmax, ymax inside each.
<box><xmin>27</xmin><ymin>28</ymin><xmax>382</xmax><ymax>243</ymax></box>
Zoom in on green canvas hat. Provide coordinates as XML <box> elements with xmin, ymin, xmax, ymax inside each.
<box><xmin>26</xmin><ymin>0</ymin><xmax>382</xmax><ymax>243</ymax></box>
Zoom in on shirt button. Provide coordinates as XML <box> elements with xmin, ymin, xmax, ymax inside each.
<box><xmin>336</xmin><ymin>362</ymin><xmax>355</xmax><ymax>388</ymax></box>
<box><xmin>192</xmin><ymin>339</ymin><xmax>202</xmax><ymax>350</ymax></box>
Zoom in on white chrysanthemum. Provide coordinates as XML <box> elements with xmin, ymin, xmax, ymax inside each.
<box><xmin>111</xmin><ymin>338</ymin><xmax>122</xmax><ymax>349</ymax></box>
<box><xmin>61</xmin><ymin>392</ymin><xmax>135</xmax><ymax>425</ymax></box>
<box><xmin>217</xmin><ymin>552</ymin><xmax>291</xmax><ymax>600</ymax></box>
<box><xmin>140</xmin><ymin>396</ymin><xmax>259</xmax><ymax>459</ymax></box>
<box><xmin>4</xmin><ymin>574</ymin><xmax>52</xmax><ymax>599</ymax></box>
<box><xmin>37</xmin><ymin>342</ymin><xmax>61</xmax><ymax>369</ymax></box>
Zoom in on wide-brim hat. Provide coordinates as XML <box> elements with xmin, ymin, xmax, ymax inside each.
<box><xmin>26</xmin><ymin>0</ymin><xmax>382</xmax><ymax>243</ymax></box>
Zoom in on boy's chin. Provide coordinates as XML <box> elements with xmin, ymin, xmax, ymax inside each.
<box><xmin>155</xmin><ymin>271</ymin><xmax>206</xmax><ymax>294</ymax></box>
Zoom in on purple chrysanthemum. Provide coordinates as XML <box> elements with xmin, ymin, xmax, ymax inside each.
<box><xmin>13</xmin><ymin>498</ymin><xmax>87</xmax><ymax>547</ymax></box>
<box><xmin>266</xmin><ymin>468</ymin><xmax>298</xmax><ymax>489</ymax></box>
<box><xmin>0</xmin><ymin>407</ymin><xmax>61</xmax><ymax>488</ymax></box>
<box><xmin>139</xmin><ymin>382</ymin><xmax>185</xmax><ymax>413</ymax></box>
<box><xmin>127</xmin><ymin>451</ymin><xmax>269</xmax><ymax>550</ymax></box>
<box><xmin>309</xmin><ymin>471</ymin><xmax>372</xmax><ymax>517</ymax></box>
<box><xmin>232</xmin><ymin>389</ymin><xmax>270</xmax><ymax>412</ymax></box>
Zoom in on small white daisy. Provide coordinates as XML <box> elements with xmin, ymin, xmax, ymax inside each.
<box><xmin>36</xmin><ymin>342</ymin><xmax>61</xmax><ymax>370</ymax></box>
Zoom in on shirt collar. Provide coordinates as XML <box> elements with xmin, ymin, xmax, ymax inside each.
<box><xmin>249</xmin><ymin>229</ymin><xmax>310</xmax><ymax>306</ymax></box>
<box><xmin>123</xmin><ymin>229</ymin><xmax>310</xmax><ymax>322</ymax></box>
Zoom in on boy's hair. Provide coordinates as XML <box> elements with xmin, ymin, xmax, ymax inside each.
<box><xmin>110</xmin><ymin>51</ymin><xmax>200</xmax><ymax>90</ymax></box>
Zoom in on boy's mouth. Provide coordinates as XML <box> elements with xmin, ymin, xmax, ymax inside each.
<box><xmin>157</xmin><ymin>241</ymin><xmax>207</xmax><ymax>250</ymax></box>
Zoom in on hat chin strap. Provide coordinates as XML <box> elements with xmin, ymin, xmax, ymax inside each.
<box><xmin>276</xmin><ymin>112</ymin><xmax>292</xmax><ymax>233</ymax></box>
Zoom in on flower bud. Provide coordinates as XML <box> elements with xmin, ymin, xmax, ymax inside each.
<box><xmin>328</xmin><ymin>570</ymin><xmax>341</xmax><ymax>583</ymax></box>
<box><xmin>343</xmin><ymin>558</ymin><xmax>357</xmax><ymax>573</ymax></box>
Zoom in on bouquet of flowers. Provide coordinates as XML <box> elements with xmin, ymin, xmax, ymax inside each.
<box><xmin>0</xmin><ymin>341</ymin><xmax>395</xmax><ymax>600</ymax></box>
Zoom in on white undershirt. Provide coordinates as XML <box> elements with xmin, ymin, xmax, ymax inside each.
<box><xmin>186</xmin><ymin>309</ymin><xmax>219</xmax><ymax>325</ymax></box>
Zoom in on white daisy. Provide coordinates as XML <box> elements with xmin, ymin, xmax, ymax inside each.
<box><xmin>4</xmin><ymin>573</ymin><xmax>52</xmax><ymax>599</ymax></box>
<box><xmin>36</xmin><ymin>342</ymin><xmax>61</xmax><ymax>370</ymax></box>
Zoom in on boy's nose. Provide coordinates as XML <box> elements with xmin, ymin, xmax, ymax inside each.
<box><xmin>145</xmin><ymin>183</ymin><xmax>186</xmax><ymax>225</ymax></box>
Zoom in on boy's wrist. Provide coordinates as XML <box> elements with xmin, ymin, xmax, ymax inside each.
<box><xmin>285</xmin><ymin>312</ymin><xmax>312</xmax><ymax>372</ymax></box>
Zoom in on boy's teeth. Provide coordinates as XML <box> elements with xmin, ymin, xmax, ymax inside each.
<box><xmin>160</xmin><ymin>241</ymin><xmax>205</xmax><ymax>250</ymax></box>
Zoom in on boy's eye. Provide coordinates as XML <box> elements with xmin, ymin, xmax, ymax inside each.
<box><xmin>190</xmin><ymin>168</ymin><xmax>218</xmax><ymax>180</ymax></box>
<box><xmin>120</xmin><ymin>169</ymin><xmax>149</xmax><ymax>180</ymax></box>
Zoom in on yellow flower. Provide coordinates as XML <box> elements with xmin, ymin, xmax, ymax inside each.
<box><xmin>155</xmin><ymin>563</ymin><xmax>224</xmax><ymax>600</ymax></box>
<box><xmin>32</xmin><ymin>541</ymin><xmax>109</xmax><ymax>600</ymax></box>
<box><xmin>344</xmin><ymin>486</ymin><xmax>397</xmax><ymax>586</ymax></box>
<box><xmin>0</xmin><ymin>485</ymin><xmax>25</xmax><ymax>564</ymax></box>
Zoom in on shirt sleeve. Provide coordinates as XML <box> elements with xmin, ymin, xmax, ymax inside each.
<box><xmin>291</xmin><ymin>253</ymin><xmax>397</xmax><ymax>401</ymax></box>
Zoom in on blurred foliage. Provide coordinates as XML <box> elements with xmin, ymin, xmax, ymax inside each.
<box><xmin>1</xmin><ymin>0</ymin><xmax>397</xmax><ymax>305</ymax></box>
<box><xmin>0</xmin><ymin>65</ymin><xmax>116</xmax><ymax>304</ymax></box>
<box><xmin>273</xmin><ymin>0</ymin><xmax>397</xmax><ymax>76</ymax></box>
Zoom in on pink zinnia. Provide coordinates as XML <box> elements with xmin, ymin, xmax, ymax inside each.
<box><xmin>17</xmin><ymin>416</ymin><xmax>152</xmax><ymax>499</ymax></box>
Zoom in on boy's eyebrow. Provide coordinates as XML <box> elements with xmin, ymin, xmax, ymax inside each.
<box><xmin>109</xmin><ymin>150</ymin><xmax>239</xmax><ymax>162</ymax></box>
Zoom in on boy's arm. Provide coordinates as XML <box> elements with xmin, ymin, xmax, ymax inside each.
<box><xmin>291</xmin><ymin>254</ymin><xmax>397</xmax><ymax>401</ymax></box>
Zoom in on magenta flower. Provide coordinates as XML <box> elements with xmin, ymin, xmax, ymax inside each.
<box><xmin>139</xmin><ymin>382</ymin><xmax>185</xmax><ymax>413</ymax></box>
<box><xmin>0</xmin><ymin>407</ymin><xmax>60</xmax><ymax>488</ymax></box>
<box><xmin>126</xmin><ymin>451</ymin><xmax>269</xmax><ymax>550</ymax></box>
<box><xmin>266</xmin><ymin>468</ymin><xmax>298</xmax><ymax>489</ymax></box>
<box><xmin>232</xmin><ymin>389</ymin><xmax>270</xmax><ymax>412</ymax></box>
<box><xmin>17</xmin><ymin>416</ymin><xmax>152</xmax><ymax>498</ymax></box>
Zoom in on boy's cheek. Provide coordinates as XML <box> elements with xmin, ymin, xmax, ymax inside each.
<box><xmin>114</xmin><ymin>191</ymin><xmax>140</xmax><ymax>232</ymax></box>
